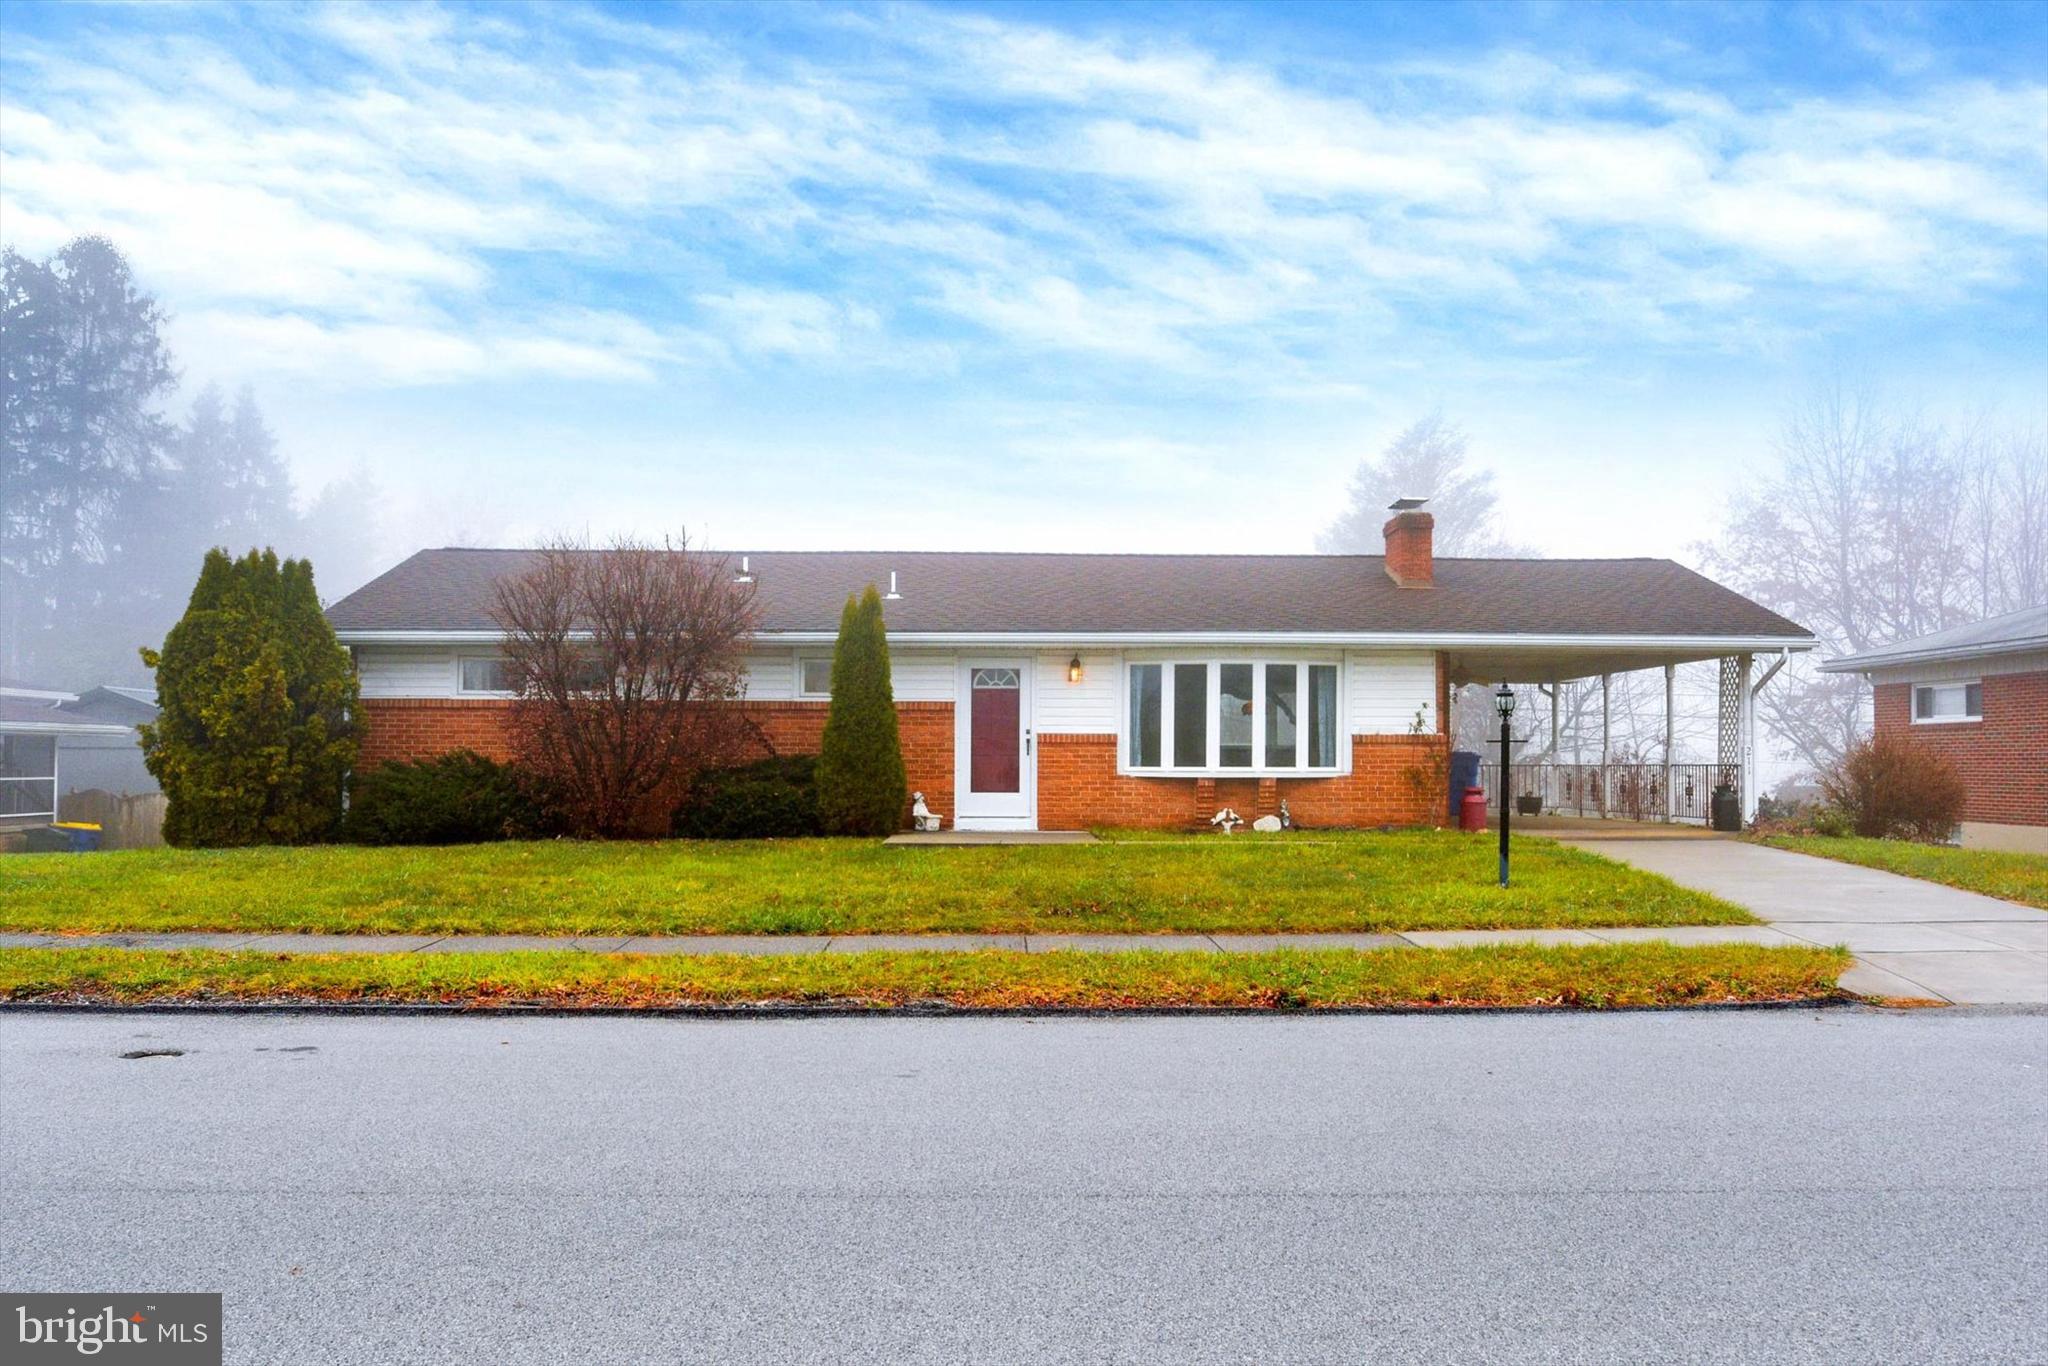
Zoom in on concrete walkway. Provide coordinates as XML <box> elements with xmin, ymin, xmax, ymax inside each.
<box><xmin>1556</xmin><ymin>837</ymin><xmax>2048</xmax><ymax>1005</ymax></box>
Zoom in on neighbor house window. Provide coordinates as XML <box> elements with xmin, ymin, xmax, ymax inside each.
<box><xmin>1912</xmin><ymin>682</ymin><xmax>1981</xmax><ymax>723</ymax></box>
<box><xmin>0</xmin><ymin>734</ymin><xmax>58</xmax><ymax>819</ymax></box>
<box><xmin>458</xmin><ymin>656</ymin><xmax>513</xmax><ymax>695</ymax></box>
<box><xmin>1126</xmin><ymin>661</ymin><xmax>1342</xmax><ymax>773</ymax></box>
<box><xmin>798</xmin><ymin>657</ymin><xmax>833</xmax><ymax>698</ymax></box>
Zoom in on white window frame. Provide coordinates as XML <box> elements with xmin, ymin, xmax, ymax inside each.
<box><xmin>0</xmin><ymin>733</ymin><xmax>60</xmax><ymax>821</ymax></box>
<box><xmin>455</xmin><ymin>654</ymin><xmax>515</xmax><ymax>697</ymax></box>
<box><xmin>1119</xmin><ymin>655</ymin><xmax>1347</xmax><ymax>777</ymax></box>
<box><xmin>1910</xmin><ymin>680</ymin><xmax>1982</xmax><ymax>725</ymax></box>
<box><xmin>796</xmin><ymin>654</ymin><xmax>834</xmax><ymax>699</ymax></box>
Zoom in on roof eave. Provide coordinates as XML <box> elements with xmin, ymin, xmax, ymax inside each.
<box><xmin>337</xmin><ymin>627</ymin><xmax>1816</xmax><ymax>652</ymax></box>
<box><xmin>1819</xmin><ymin>637</ymin><xmax>2048</xmax><ymax>673</ymax></box>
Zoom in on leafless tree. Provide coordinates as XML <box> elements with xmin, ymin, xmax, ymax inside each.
<box><xmin>1318</xmin><ymin>411</ymin><xmax>1536</xmax><ymax>557</ymax></box>
<box><xmin>1700</xmin><ymin>378</ymin><xmax>2048</xmax><ymax>776</ymax></box>
<box><xmin>492</xmin><ymin>534</ymin><xmax>759</xmax><ymax>838</ymax></box>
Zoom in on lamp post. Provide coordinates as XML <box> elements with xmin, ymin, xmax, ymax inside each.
<box><xmin>1495</xmin><ymin>682</ymin><xmax>1516</xmax><ymax>888</ymax></box>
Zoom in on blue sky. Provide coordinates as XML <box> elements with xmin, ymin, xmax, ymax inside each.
<box><xmin>3</xmin><ymin>0</ymin><xmax>2043</xmax><ymax>579</ymax></box>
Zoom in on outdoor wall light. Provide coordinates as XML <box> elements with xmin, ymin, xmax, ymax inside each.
<box><xmin>1068</xmin><ymin>655</ymin><xmax>1084</xmax><ymax>683</ymax></box>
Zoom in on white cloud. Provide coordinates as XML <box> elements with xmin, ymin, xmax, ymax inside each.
<box><xmin>0</xmin><ymin>0</ymin><xmax>2040</xmax><ymax>398</ymax></box>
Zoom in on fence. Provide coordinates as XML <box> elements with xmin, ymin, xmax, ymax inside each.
<box><xmin>1475</xmin><ymin>762</ymin><xmax>1719</xmax><ymax>825</ymax></box>
<box><xmin>55</xmin><ymin>789</ymin><xmax>167</xmax><ymax>849</ymax></box>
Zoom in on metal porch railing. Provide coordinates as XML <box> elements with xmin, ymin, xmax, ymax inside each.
<box><xmin>1475</xmin><ymin>762</ymin><xmax>1721</xmax><ymax>825</ymax></box>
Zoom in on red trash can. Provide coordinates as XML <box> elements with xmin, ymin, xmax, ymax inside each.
<box><xmin>1458</xmin><ymin>787</ymin><xmax>1489</xmax><ymax>832</ymax></box>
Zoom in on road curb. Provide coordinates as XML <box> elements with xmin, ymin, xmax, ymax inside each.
<box><xmin>0</xmin><ymin>995</ymin><xmax>1862</xmax><ymax>1019</ymax></box>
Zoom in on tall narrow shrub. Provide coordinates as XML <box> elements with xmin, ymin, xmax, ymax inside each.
<box><xmin>815</xmin><ymin>586</ymin><xmax>907</xmax><ymax>835</ymax></box>
<box><xmin>139</xmin><ymin>548</ymin><xmax>358</xmax><ymax>846</ymax></box>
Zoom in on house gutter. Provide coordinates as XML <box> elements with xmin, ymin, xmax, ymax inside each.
<box><xmin>1818</xmin><ymin>637</ymin><xmax>2048</xmax><ymax>673</ymax></box>
<box><xmin>334</xmin><ymin>628</ymin><xmax>1817</xmax><ymax>652</ymax></box>
<box><xmin>0</xmin><ymin>719</ymin><xmax>134</xmax><ymax>736</ymax></box>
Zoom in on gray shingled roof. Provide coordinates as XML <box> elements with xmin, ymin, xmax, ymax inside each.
<box><xmin>1821</xmin><ymin>604</ymin><xmax>2048</xmax><ymax>672</ymax></box>
<box><xmin>327</xmin><ymin>549</ymin><xmax>1811</xmax><ymax>641</ymax></box>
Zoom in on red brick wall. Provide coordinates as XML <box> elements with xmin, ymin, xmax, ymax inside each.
<box><xmin>1035</xmin><ymin>732</ymin><xmax>1449</xmax><ymax>831</ymax></box>
<box><xmin>357</xmin><ymin>697</ymin><xmax>955</xmax><ymax>828</ymax></box>
<box><xmin>357</xmin><ymin>698</ymin><xmax>516</xmax><ymax>765</ymax></box>
<box><xmin>1873</xmin><ymin>671</ymin><xmax>2048</xmax><ymax>828</ymax></box>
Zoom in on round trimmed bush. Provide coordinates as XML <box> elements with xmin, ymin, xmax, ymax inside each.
<box><xmin>673</xmin><ymin>755</ymin><xmax>820</xmax><ymax>840</ymax></box>
<box><xmin>341</xmin><ymin>750</ymin><xmax>539</xmax><ymax>845</ymax></box>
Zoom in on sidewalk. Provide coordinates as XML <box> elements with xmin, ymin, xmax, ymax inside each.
<box><xmin>0</xmin><ymin>927</ymin><xmax>1784</xmax><ymax>956</ymax></box>
<box><xmin>1555</xmin><ymin>837</ymin><xmax>2048</xmax><ymax>1005</ymax></box>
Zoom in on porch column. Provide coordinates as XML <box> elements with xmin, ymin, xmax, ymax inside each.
<box><xmin>1662</xmin><ymin>664</ymin><xmax>1675</xmax><ymax>823</ymax></box>
<box><xmin>1739</xmin><ymin>652</ymin><xmax>1756</xmax><ymax>821</ymax></box>
<box><xmin>1548</xmin><ymin>675</ymin><xmax>1560</xmax><ymax>761</ymax></box>
<box><xmin>1599</xmin><ymin>673</ymin><xmax>1610</xmax><ymax>815</ymax></box>
<box><xmin>1716</xmin><ymin>657</ymin><xmax>1742</xmax><ymax>798</ymax></box>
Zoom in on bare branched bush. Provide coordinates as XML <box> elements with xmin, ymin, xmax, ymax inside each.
<box><xmin>492</xmin><ymin>535</ymin><xmax>759</xmax><ymax>838</ymax></box>
<box><xmin>1819</xmin><ymin>731</ymin><xmax>1965</xmax><ymax>843</ymax></box>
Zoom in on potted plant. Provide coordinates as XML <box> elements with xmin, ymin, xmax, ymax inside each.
<box><xmin>1515</xmin><ymin>793</ymin><xmax>1542</xmax><ymax>816</ymax></box>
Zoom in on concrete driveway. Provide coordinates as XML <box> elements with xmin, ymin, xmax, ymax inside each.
<box><xmin>1558</xmin><ymin>838</ymin><xmax>2048</xmax><ymax>1005</ymax></box>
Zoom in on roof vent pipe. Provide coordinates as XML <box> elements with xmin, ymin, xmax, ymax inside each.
<box><xmin>735</xmin><ymin>554</ymin><xmax>753</xmax><ymax>585</ymax></box>
<box><xmin>885</xmin><ymin>570</ymin><xmax>902</xmax><ymax>600</ymax></box>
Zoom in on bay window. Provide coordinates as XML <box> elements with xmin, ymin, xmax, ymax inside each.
<box><xmin>1125</xmin><ymin>660</ymin><xmax>1340</xmax><ymax>773</ymax></box>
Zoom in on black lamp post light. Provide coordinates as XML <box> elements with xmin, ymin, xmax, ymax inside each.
<box><xmin>1494</xmin><ymin>681</ymin><xmax>1516</xmax><ymax>888</ymax></box>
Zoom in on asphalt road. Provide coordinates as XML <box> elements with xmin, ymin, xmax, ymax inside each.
<box><xmin>3</xmin><ymin>1008</ymin><xmax>2044</xmax><ymax>1365</ymax></box>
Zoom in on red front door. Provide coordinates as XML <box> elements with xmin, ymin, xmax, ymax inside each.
<box><xmin>970</xmin><ymin>671</ymin><xmax>1021</xmax><ymax>793</ymax></box>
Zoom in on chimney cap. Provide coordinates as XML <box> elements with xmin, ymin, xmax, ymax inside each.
<box><xmin>1388</xmin><ymin>496</ymin><xmax>1430</xmax><ymax>511</ymax></box>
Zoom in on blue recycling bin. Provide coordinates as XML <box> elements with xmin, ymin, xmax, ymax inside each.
<box><xmin>52</xmin><ymin>822</ymin><xmax>102</xmax><ymax>852</ymax></box>
<box><xmin>1448</xmin><ymin>750</ymin><xmax>1482</xmax><ymax>822</ymax></box>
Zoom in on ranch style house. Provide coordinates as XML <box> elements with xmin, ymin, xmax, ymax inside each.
<box><xmin>325</xmin><ymin>507</ymin><xmax>1815</xmax><ymax>832</ymax></box>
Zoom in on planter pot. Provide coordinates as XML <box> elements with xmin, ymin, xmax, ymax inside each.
<box><xmin>1515</xmin><ymin>796</ymin><xmax>1542</xmax><ymax>816</ymax></box>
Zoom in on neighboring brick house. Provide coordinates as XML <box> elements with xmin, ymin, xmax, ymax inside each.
<box><xmin>325</xmin><ymin>507</ymin><xmax>1813</xmax><ymax>832</ymax></box>
<box><xmin>1822</xmin><ymin>606</ymin><xmax>2048</xmax><ymax>853</ymax></box>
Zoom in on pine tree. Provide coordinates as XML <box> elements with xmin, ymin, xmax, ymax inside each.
<box><xmin>815</xmin><ymin>586</ymin><xmax>908</xmax><ymax>835</ymax></box>
<box><xmin>139</xmin><ymin>548</ymin><xmax>358</xmax><ymax>846</ymax></box>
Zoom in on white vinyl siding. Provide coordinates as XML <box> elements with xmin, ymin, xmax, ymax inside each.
<box><xmin>1032</xmin><ymin>652</ymin><xmax>1119</xmax><ymax>733</ymax></box>
<box><xmin>738</xmin><ymin>654</ymin><xmax>795</xmax><ymax>701</ymax></box>
<box><xmin>888</xmin><ymin>652</ymin><xmax>956</xmax><ymax>702</ymax></box>
<box><xmin>1868</xmin><ymin>649</ymin><xmax>2048</xmax><ymax>686</ymax></box>
<box><xmin>1346</xmin><ymin>649</ymin><xmax>1436</xmax><ymax>734</ymax></box>
<box><xmin>352</xmin><ymin>644</ymin><xmax>1439</xmax><ymax>734</ymax></box>
<box><xmin>355</xmin><ymin>647</ymin><xmax>461</xmax><ymax>698</ymax></box>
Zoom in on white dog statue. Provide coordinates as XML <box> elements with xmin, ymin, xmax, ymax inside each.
<box><xmin>910</xmin><ymin>791</ymin><xmax>944</xmax><ymax>832</ymax></box>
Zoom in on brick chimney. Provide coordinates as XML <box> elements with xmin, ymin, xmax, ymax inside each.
<box><xmin>1382</xmin><ymin>501</ymin><xmax>1434</xmax><ymax>587</ymax></box>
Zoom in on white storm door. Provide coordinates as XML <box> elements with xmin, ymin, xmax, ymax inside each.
<box><xmin>954</xmin><ymin>660</ymin><xmax>1034</xmax><ymax>826</ymax></box>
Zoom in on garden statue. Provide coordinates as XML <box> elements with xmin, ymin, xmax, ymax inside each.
<box><xmin>1251</xmin><ymin>814</ymin><xmax>1282</xmax><ymax>833</ymax></box>
<box><xmin>910</xmin><ymin>791</ymin><xmax>944</xmax><ymax>832</ymax></box>
<box><xmin>1210</xmin><ymin>807</ymin><xmax>1243</xmax><ymax>834</ymax></box>
<box><xmin>1279</xmin><ymin>798</ymin><xmax>1292</xmax><ymax>829</ymax></box>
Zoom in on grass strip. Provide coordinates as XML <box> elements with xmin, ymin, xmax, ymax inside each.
<box><xmin>0</xmin><ymin>831</ymin><xmax>1753</xmax><ymax>937</ymax></box>
<box><xmin>1755</xmin><ymin>835</ymin><xmax>2048</xmax><ymax>911</ymax></box>
<box><xmin>0</xmin><ymin>943</ymin><xmax>1847</xmax><ymax>1011</ymax></box>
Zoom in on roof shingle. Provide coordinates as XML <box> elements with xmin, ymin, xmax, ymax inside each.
<box><xmin>326</xmin><ymin>549</ymin><xmax>1812</xmax><ymax>641</ymax></box>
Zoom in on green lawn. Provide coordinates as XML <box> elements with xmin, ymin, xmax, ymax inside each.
<box><xmin>0</xmin><ymin>942</ymin><xmax>1846</xmax><ymax>1010</ymax></box>
<box><xmin>1755</xmin><ymin>835</ymin><xmax>2048</xmax><ymax>910</ymax></box>
<box><xmin>0</xmin><ymin>830</ymin><xmax>1753</xmax><ymax>936</ymax></box>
